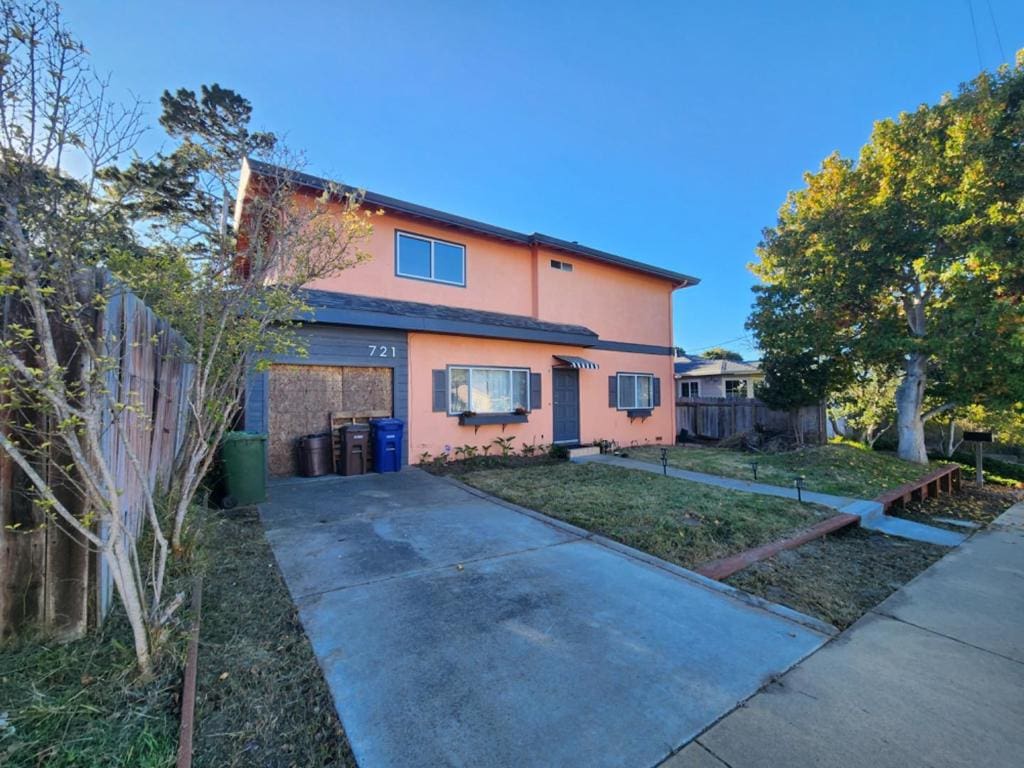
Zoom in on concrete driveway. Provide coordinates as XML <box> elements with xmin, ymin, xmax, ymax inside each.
<box><xmin>260</xmin><ymin>469</ymin><xmax>832</xmax><ymax>768</ymax></box>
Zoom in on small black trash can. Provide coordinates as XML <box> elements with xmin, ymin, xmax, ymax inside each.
<box><xmin>339</xmin><ymin>423</ymin><xmax>371</xmax><ymax>476</ymax></box>
<box><xmin>297</xmin><ymin>433</ymin><xmax>332</xmax><ymax>477</ymax></box>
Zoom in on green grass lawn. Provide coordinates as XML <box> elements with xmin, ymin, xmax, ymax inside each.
<box><xmin>456</xmin><ymin>461</ymin><xmax>829</xmax><ymax>568</ymax></box>
<box><xmin>628</xmin><ymin>442</ymin><xmax>936</xmax><ymax>498</ymax></box>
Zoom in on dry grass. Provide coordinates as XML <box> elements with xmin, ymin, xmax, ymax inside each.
<box><xmin>725</xmin><ymin>527</ymin><xmax>946</xmax><ymax>629</ymax></box>
<box><xmin>892</xmin><ymin>484</ymin><xmax>1023</xmax><ymax>529</ymax></box>
<box><xmin>629</xmin><ymin>442</ymin><xmax>936</xmax><ymax>498</ymax></box>
<box><xmin>457</xmin><ymin>461</ymin><xmax>829</xmax><ymax>568</ymax></box>
<box><xmin>192</xmin><ymin>508</ymin><xmax>355</xmax><ymax>768</ymax></box>
<box><xmin>0</xmin><ymin>508</ymin><xmax>354</xmax><ymax>768</ymax></box>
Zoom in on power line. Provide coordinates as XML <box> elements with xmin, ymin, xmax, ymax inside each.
<box><xmin>687</xmin><ymin>335</ymin><xmax>755</xmax><ymax>354</ymax></box>
<box><xmin>966</xmin><ymin>0</ymin><xmax>984</xmax><ymax>71</ymax></box>
<box><xmin>985</xmin><ymin>0</ymin><xmax>1007</xmax><ymax>64</ymax></box>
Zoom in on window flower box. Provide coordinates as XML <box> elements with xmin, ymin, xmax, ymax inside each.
<box><xmin>457</xmin><ymin>412</ymin><xmax>529</xmax><ymax>434</ymax></box>
<box><xmin>626</xmin><ymin>408</ymin><xmax>653</xmax><ymax>421</ymax></box>
<box><xmin>458</xmin><ymin>412</ymin><xmax>529</xmax><ymax>427</ymax></box>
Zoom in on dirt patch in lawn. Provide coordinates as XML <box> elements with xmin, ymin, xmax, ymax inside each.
<box><xmin>890</xmin><ymin>484</ymin><xmax>1022</xmax><ymax>530</ymax></box>
<box><xmin>193</xmin><ymin>508</ymin><xmax>355</xmax><ymax>768</ymax></box>
<box><xmin>724</xmin><ymin>527</ymin><xmax>946</xmax><ymax>629</ymax></box>
<box><xmin>454</xmin><ymin>461</ymin><xmax>830</xmax><ymax>568</ymax></box>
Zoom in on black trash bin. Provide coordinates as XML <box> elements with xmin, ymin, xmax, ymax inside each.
<box><xmin>297</xmin><ymin>433</ymin><xmax>332</xmax><ymax>477</ymax></box>
<box><xmin>339</xmin><ymin>424</ymin><xmax>371</xmax><ymax>476</ymax></box>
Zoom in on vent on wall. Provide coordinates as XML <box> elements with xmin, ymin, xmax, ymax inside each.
<box><xmin>550</xmin><ymin>259</ymin><xmax>573</xmax><ymax>272</ymax></box>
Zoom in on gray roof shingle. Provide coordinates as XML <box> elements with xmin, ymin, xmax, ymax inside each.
<box><xmin>301</xmin><ymin>289</ymin><xmax>599</xmax><ymax>346</ymax></box>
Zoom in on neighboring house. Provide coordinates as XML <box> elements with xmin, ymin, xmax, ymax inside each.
<box><xmin>238</xmin><ymin>159</ymin><xmax>699</xmax><ymax>475</ymax></box>
<box><xmin>674</xmin><ymin>356</ymin><xmax>763</xmax><ymax>400</ymax></box>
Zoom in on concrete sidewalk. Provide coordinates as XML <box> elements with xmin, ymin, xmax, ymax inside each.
<box><xmin>578</xmin><ymin>454</ymin><xmax>968</xmax><ymax>547</ymax></box>
<box><xmin>664</xmin><ymin>501</ymin><xmax>1024</xmax><ymax>768</ymax></box>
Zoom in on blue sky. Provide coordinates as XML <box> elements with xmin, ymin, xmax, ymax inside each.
<box><xmin>66</xmin><ymin>1</ymin><xmax>1022</xmax><ymax>357</ymax></box>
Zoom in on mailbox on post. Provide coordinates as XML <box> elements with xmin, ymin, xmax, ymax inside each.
<box><xmin>964</xmin><ymin>431</ymin><xmax>992</xmax><ymax>487</ymax></box>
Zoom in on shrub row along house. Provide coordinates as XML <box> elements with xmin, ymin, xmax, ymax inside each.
<box><xmin>238</xmin><ymin>159</ymin><xmax>699</xmax><ymax>475</ymax></box>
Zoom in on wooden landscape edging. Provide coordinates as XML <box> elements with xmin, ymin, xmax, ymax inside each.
<box><xmin>695</xmin><ymin>513</ymin><xmax>860</xmax><ymax>581</ymax></box>
<box><xmin>873</xmin><ymin>464</ymin><xmax>961</xmax><ymax>511</ymax></box>
<box><xmin>695</xmin><ymin>463</ymin><xmax>964</xmax><ymax>581</ymax></box>
<box><xmin>176</xmin><ymin>576</ymin><xmax>204</xmax><ymax>768</ymax></box>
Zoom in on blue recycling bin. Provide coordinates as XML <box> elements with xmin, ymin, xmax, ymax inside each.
<box><xmin>370</xmin><ymin>418</ymin><xmax>404</xmax><ymax>473</ymax></box>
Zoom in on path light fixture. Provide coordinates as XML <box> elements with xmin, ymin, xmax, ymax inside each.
<box><xmin>750</xmin><ymin>461</ymin><xmax>759</xmax><ymax>480</ymax></box>
<box><xmin>794</xmin><ymin>475</ymin><xmax>806</xmax><ymax>503</ymax></box>
<box><xmin>660</xmin><ymin>447</ymin><xmax>668</xmax><ymax>476</ymax></box>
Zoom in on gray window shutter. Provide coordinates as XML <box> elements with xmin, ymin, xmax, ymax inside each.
<box><xmin>432</xmin><ymin>369</ymin><xmax>446</xmax><ymax>412</ymax></box>
<box><xmin>608</xmin><ymin>375</ymin><xmax>617</xmax><ymax>408</ymax></box>
<box><xmin>530</xmin><ymin>372</ymin><xmax>542</xmax><ymax>410</ymax></box>
<box><xmin>653</xmin><ymin>377</ymin><xmax>662</xmax><ymax>407</ymax></box>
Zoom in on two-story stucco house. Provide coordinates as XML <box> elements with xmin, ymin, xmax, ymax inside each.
<box><xmin>239</xmin><ymin>159</ymin><xmax>699</xmax><ymax>475</ymax></box>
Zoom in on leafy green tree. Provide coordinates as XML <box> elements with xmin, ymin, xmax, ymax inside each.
<box><xmin>757</xmin><ymin>351</ymin><xmax>831</xmax><ymax>445</ymax></box>
<box><xmin>748</xmin><ymin>53</ymin><xmax>1024</xmax><ymax>463</ymax></box>
<box><xmin>832</xmin><ymin>365</ymin><xmax>899</xmax><ymax>448</ymax></box>
<box><xmin>701</xmin><ymin>347</ymin><xmax>744</xmax><ymax>362</ymax></box>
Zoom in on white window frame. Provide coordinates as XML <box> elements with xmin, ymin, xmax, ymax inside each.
<box><xmin>448</xmin><ymin>366</ymin><xmax>530</xmax><ymax>415</ymax></box>
<box><xmin>396</xmin><ymin>230</ymin><xmax>466</xmax><ymax>286</ymax></box>
<box><xmin>616</xmin><ymin>372</ymin><xmax>654</xmax><ymax>410</ymax></box>
<box><xmin>680</xmin><ymin>380</ymin><xmax>700</xmax><ymax>398</ymax></box>
<box><xmin>724</xmin><ymin>379</ymin><xmax>748</xmax><ymax>399</ymax></box>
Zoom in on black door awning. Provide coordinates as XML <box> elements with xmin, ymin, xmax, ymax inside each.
<box><xmin>553</xmin><ymin>355</ymin><xmax>599</xmax><ymax>370</ymax></box>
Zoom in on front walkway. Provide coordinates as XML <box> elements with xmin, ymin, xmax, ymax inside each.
<box><xmin>665</xmin><ymin>502</ymin><xmax>1024</xmax><ymax>767</ymax></box>
<box><xmin>577</xmin><ymin>454</ymin><xmax>967</xmax><ymax>547</ymax></box>
<box><xmin>260</xmin><ymin>470</ymin><xmax>832</xmax><ymax>768</ymax></box>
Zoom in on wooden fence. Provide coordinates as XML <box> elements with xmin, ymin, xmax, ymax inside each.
<box><xmin>676</xmin><ymin>397</ymin><xmax>827</xmax><ymax>444</ymax></box>
<box><xmin>1</xmin><ymin>274</ymin><xmax>192</xmax><ymax>639</ymax></box>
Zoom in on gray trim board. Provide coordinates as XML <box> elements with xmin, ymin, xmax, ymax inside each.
<box><xmin>311</xmin><ymin>306</ymin><xmax>596</xmax><ymax>346</ymax></box>
<box><xmin>590</xmin><ymin>339</ymin><xmax>675</xmax><ymax>356</ymax></box>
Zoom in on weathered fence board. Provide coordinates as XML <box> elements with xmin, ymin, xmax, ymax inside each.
<box><xmin>676</xmin><ymin>397</ymin><xmax>826</xmax><ymax>444</ymax></box>
<box><xmin>1</xmin><ymin>273</ymin><xmax>191</xmax><ymax>638</ymax></box>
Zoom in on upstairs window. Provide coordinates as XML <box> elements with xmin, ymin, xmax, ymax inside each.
<box><xmin>617</xmin><ymin>373</ymin><xmax>654</xmax><ymax>409</ymax></box>
<box><xmin>449</xmin><ymin>367</ymin><xmax>529</xmax><ymax>414</ymax></box>
<box><xmin>396</xmin><ymin>231</ymin><xmax>465</xmax><ymax>286</ymax></box>
<box><xmin>725</xmin><ymin>379</ymin><xmax>747</xmax><ymax>398</ymax></box>
<box><xmin>550</xmin><ymin>259</ymin><xmax>573</xmax><ymax>272</ymax></box>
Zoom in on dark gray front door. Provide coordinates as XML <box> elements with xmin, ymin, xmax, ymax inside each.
<box><xmin>552</xmin><ymin>367</ymin><xmax>580</xmax><ymax>445</ymax></box>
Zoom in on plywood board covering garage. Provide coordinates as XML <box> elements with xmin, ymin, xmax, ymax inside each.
<box><xmin>268</xmin><ymin>364</ymin><xmax>392</xmax><ymax>476</ymax></box>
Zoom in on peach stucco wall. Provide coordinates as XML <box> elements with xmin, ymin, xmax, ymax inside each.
<box><xmin>304</xmin><ymin>204</ymin><xmax>676</xmax><ymax>346</ymax></box>
<box><xmin>407</xmin><ymin>332</ymin><xmax>675</xmax><ymax>460</ymax></box>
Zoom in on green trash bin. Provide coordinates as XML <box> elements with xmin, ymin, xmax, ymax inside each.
<box><xmin>220</xmin><ymin>431</ymin><xmax>267</xmax><ymax>508</ymax></box>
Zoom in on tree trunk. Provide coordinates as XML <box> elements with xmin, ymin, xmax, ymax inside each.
<box><xmin>107</xmin><ymin>537</ymin><xmax>153</xmax><ymax>677</ymax></box>
<box><xmin>895</xmin><ymin>351</ymin><xmax>929</xmax><ymax>464</ymax></box>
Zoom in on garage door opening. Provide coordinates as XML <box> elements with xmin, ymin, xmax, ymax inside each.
<box><xmin>267</xmin><ymin>364</ymin><xmax>393</xmax><ymax>476</ymax></box>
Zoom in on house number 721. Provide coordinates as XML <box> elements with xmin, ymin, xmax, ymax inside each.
<box><xmin>368</xmin><ymin>345</ymin><xmax>397</xmax><ymax>358</ymax></box>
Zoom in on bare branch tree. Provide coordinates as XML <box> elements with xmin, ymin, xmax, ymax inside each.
<box><xmin>0</xmin><ymin>0</ymin><xmax>169</xmax><ymax>675</ymax></box>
